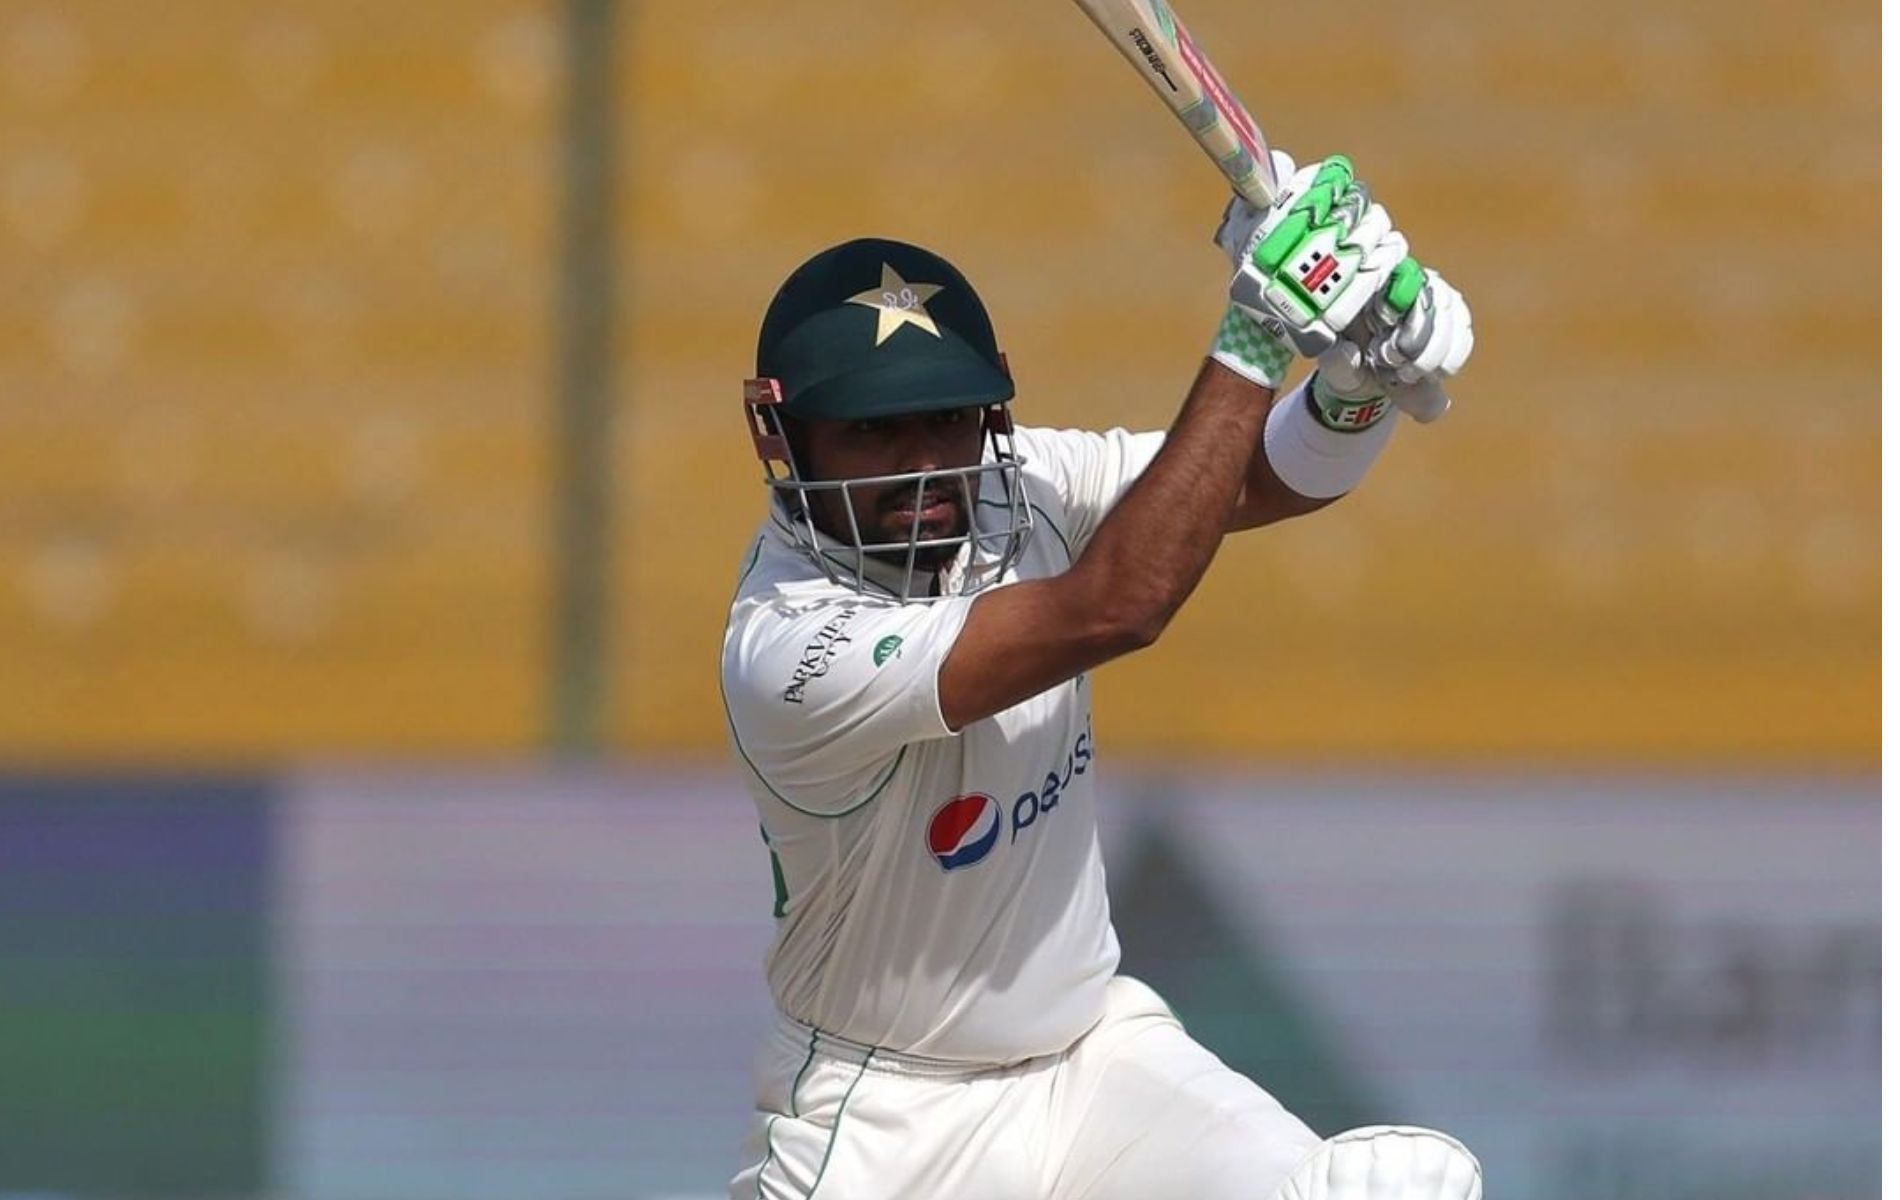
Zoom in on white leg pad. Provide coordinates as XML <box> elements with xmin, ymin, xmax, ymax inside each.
<box><xmin>1271</xmin><ymin>1125</ymin><xmax>1481</xmax><ymax>1200</ymax></box>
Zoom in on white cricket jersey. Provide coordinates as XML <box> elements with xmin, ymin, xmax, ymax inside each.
<box><xmin>720</xmin><ymin>424</ymin><xmax>1166</xmax><ymax>1065</ymax></box>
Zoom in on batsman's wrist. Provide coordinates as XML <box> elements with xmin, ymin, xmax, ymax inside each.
<box><xmin>1307</xmin><ymin>373</ymin><xmax>1392</xmax><ymax>433</ymax></box>
<box><xmin>1210</xmin><ymin>303</ymin><xmax>1292</xmax><ymax>390</ymax></box>
<box><xmin>1264</xmin><ymin>375</ymin><xmax>1399</xmax><ymax>499</ymax></box>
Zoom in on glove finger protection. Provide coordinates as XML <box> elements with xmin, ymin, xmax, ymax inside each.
<box><xmin>1313</xmin><ymin>314</ymin><xmax>1453</xmax><ymax>425</ymax></box>
<box><xmin>1377</xmin><ymin>268</ymin><xmax>1472</xmax><ymax>385</ymax></box>
<box><xmin>1225</xmin><ymin>155</ymin><xmax>1409</xmax><ymax>359</ymax></box>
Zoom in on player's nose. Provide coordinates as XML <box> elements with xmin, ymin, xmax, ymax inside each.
<box><xmin>888</xmin><ymin>417</ymin><xmax>949</xmax><ymax>475</ymax></box>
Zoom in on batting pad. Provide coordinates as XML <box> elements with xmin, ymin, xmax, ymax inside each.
<box><xmin>1273</xmin><ymin>1125</ymin><xmax>1482</xmax><ymax>1200</ymax></box>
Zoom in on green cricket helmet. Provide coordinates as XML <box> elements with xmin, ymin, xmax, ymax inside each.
<box><xmin>743</xmin><ymin>238</ymin><xmax>1033</xmax><ymax>602</ymax></box>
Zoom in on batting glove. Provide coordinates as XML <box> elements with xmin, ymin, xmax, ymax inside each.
<box><xmin>1220</xmin><ymin>154</ymin><xmax>1410</xmax><ymax>362</ymax></box>
<box><xmin>1317</xmin><ymin>260</ymin><xmax>1474</xmax><ymax>424</ymax></box>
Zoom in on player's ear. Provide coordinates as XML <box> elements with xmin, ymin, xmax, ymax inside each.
<box><xmin>776</xmin><ymin>411</ymin><xmax>812</xmax><ymax>479</ymax></box>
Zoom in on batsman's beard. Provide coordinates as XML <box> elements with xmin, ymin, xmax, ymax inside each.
<box><xmin>872</xmin><ymin>486</ymin><xmax>967</xmax><ymax>569</ymax></box>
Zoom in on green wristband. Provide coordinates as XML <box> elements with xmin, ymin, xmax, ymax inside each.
<box><xmin>1212</xmin><ymin>304</ymin><xmax>1293</xmax><ymax>389</ymax></box>
<box><xmin>1307</xmin><ymin>375</ymin><xmax>1392</xmax><ymax>433</ymax></box>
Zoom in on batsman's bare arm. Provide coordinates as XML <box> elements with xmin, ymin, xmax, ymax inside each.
<box><xmin>940</xmin><ymin>362</ymin><xmax>1323</xmax><ymax>731</ymax></box>
<box><xmin>1228</xmin><ymin>395</ymin><xmax>1334</xmax><ymax>532</ymax></box>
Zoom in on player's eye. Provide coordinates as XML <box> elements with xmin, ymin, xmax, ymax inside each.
<box><xmin>850</xmin><ymin>418</ymin><xmax>887</xmax><ymax>434</ymax></box>
<box><xmin>933</xmin><ymin>408</ymin><xmax>967</xmax><ymax>425</ymax></box>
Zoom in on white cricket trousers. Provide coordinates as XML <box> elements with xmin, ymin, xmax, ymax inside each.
<box><xmin>729</xmin><ymin>975</ymin><xmax>1320</xmax><ymax>1199</ymax></box>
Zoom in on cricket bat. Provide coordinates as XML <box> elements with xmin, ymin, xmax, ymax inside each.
<box><xmin>1073</xmin><ymin>0</ymin><xmax>1454</xmax><ymax>420</ymax></box>
<box><xmin>1070</xmin><ymin>0</ymin><xmax>1282</xmax><ymax>208</ymax></box>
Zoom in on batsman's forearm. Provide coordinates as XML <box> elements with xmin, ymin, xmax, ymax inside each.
<box><xmin>1071</xmin><ymin>359</ymin><xmax>1272</xmax><ymax>644</ymax></box>
<box><xmin>1230</xmin><ymin>385</ymin><xmax>1340</xmax><ymax>531</ymax></box>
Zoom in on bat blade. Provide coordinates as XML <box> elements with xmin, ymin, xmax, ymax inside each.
<box><xmin>1071</xmin><ymin>0</ymin><xmax>1281</xmax><ymax>207</ymax></box>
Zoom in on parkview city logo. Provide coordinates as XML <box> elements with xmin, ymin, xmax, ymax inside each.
<box><xmin>781</xmin><ymin>606</ymin><xmax>861</xmax><ymax>704</ymax></box>
<box><xmin>926</xmin><ymin>794</ymin><xmax>1001</xmax><ymax>871</ymax></box>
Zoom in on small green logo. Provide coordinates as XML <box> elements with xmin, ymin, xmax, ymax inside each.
<box><xmin>873</xmin><ymin>635</ymin><xmax>904</xmax><ymax>667</ymax></box>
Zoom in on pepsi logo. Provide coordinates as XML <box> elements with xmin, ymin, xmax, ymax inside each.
<box><xmin>925</xmin><ymin>793</ymin><xmax>1001</xmax><ymax>871</ymax></box>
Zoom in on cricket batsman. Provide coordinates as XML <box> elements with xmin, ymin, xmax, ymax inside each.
<box><xmin>721</xmin><ymin>152</ymin><xmax>1477</xmax><ymax>1199</ymax></box>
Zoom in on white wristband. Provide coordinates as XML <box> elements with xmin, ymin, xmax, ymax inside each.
<box><xmin>1262</xmin><ymin>375</ymin><xmax>1398</xmax><ymax>500</ymax></box>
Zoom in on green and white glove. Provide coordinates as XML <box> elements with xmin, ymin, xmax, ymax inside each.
<box><xmin>1210</xmin><ymin>302</ymin><xmax>1298</xmax><ymax>391</ymax></box>
<box><xmin>1213</xmin><ymin>154</ymin><xmax>1411</xmax><ymax>379</ymax></box>
<box><xmin>1316</xmin><ymin>258</ymin><xmax>1474</xmax><ymax>425</ymax></box>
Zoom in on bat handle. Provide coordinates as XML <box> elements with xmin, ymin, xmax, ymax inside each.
<box><xmin>1235</xmin><ymin>175</ymin><xmax>1280</xmax><ymax>211</ymax></box>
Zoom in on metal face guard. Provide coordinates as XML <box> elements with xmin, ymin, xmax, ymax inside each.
<box><xmin>742</xmin><ymin>384</ymin><xmax>1032</xmax><ymax>601</ymax></box>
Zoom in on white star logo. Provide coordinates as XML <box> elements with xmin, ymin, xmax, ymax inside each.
<box><xmin>846</xmin><ymin>264</ymin><xmax>944</xmax><ymax>345</ymax></box>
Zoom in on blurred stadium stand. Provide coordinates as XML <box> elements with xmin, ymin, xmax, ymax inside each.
<box><xmin>2</xmin><ymin>2</ymin><xmax>554</xmax><ymax>755</ymax></box>
<box><xmin>0</xmin><ymin>0</ymin><xmax>1876</xmax><ymax>763</ymax></box>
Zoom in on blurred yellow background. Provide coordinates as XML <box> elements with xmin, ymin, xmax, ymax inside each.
<box><xmin>0</xmin><ymin>0</ymin><xmax>1877</xmax><ymax>763</ymax></box>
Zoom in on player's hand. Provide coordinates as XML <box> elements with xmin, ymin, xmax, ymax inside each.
<box><xmin>1317</xmin><ymin>260</ymin><xmax>1474</xmax><ymax>424</ymax></box>
<box><xmin>1218</xmin><ymin>154</ymin><xmax>1410</xmax><ymax>360</ymax></box>
<box><xmin>1213</xmin><ymin>149</ymin><xmax>1298</xmax><ymax>264</ymax></box>
<box><xmin>1364</xmin><ymin>260</ymin><xmax>1474</xmax><ymax>389</ymax></box>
